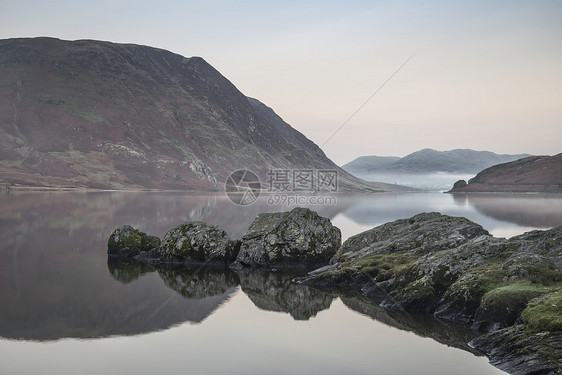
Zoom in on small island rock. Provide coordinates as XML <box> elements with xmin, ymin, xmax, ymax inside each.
<box><xmin>107</xmin><ymin>225</ymin><xmax>161</xmax><ymax>258</ymax></box>
<box><xmin>234</xmin><ymin>207</ymin><xmax>341</xmax><ymax>269</ymax></box>
<box><xmin>156</xmin><ymin>221</ymin><xmax>240</xmax><ymax>265</ymax></box>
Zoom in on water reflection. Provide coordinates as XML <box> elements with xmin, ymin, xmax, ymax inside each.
<box><xmin>1</xmin><ymin>190</ymin><xmax>560</xmax><ymax>343</ymax></box>
<box><xmin>236</xmin><ymin>269</ymin><xmax>335</xmax><ymax>320</ymax></box>
<box><xmin>107</xmin><ymin>258</ymin><xmax>156</xmax><ymax>284</ymax></box>
<box><xmin>157</xmin><ymin>267</ymin><xmax>239</xmax><ymax>299</ymax></box>
<box><xmin>340</xmin><ymin>192</ymin><xmax>562</xmax><ymax>237</ymax></box>
<box><xmin>341</xmin><ymin>294</ymin><xmax>482</xmax><ymax>355</ymax></box>
<box><xmin>454</xmin><ymin>194</ymin><xmax>562</xmax><ymax>228</ymax></box>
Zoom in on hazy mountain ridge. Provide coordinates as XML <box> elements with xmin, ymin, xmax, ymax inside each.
<box><xmin>449</xmin><ymin>153</ymin><xmax>562</xmax><ymax>193</ymax></box>
<box><xmin>0</xmin><ymin>37</ymin><xmax>374</xmax><ymax>191</ymax></box>
<box><xmin>343</xmin><ymin>148</ymin><xmax>531</xmax><ymax>175</ymax></box>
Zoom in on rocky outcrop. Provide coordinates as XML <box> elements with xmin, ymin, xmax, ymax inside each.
<box><xmin>298</xmin><ymin>213</ymin><xmax>562</xmax><ymax>374</ymax></box>
<box><xmin>155</xmin><ymin>222</ymin><xmax>240</xmax><ymax>265</ymax></box>
<box><xmin>448</xmin><ymin>153</ymin><xmax>562</xmax><ymax>193</ymax></box>
<box><xmin>107</xmin><ymin>225</ymin><xmax>161</xmax><ymax>258</ymax></box>
<box><xmin>233</xmin><ymin>207</ymin><xmax>341</xmax><ymax>270</ymax></box>
<box><xmin>107</xmin><ymin>208</ymin><xmax>339</xmax><ymax>269</ymax></box>
<box><xmin>470</xmin><ymin>326</ymin><xmax>561</xmax><ymax>375</ymax></box>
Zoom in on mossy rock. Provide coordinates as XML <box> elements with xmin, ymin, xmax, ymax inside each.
<box><xmin>107</xmin><ymin>225</ymin><xmax>160</xmax><ymax>258</ymax></box>
<box><xmin>520</xmin><ymin>290</ymin><xmax>562</xmax><ymax>332</ymax></box>
<box><xmin>235</xmin><ymin>207</ymin><xmax>341</xmax><ymax>269</ymax></box>
<box><xmin>158</xmin><ymin>221</ymin><xmax>240</xmax><ymax>264</ymax></box>
<box><xmin>472</xmin><ymin>282</ymin><xmax>551</xmax><ymax>331</ymax></box>
<box><xmin>381</xmin><ymin>276</ymin><xmax>436</xmax><ymax>312</ymax></box>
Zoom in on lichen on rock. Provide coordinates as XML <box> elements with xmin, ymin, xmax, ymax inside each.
<box><xmin>234</xmin><ymin>207</ymin><xmax>341</xmax><ymax>269</ymax></box>
<box><xmin>157</xmin><ymin>221</ymin><xmax>240</xmax><ymax>265</ymax></box>
<box><xmin>107</xmin><ymin>225</ymin><xmax>161</xmax><ymax>258</ymax></box>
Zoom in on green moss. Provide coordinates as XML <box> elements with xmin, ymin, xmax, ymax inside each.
<box><xmin>520</xmin><ymin>290</ymin><xmax>562</xmax><ymax>332</ymax></box>
<box><xmin>479</xmin><ymin>282</ymin><xmax>552</xmax><ymax>316</ymax></box>
<box><xmin>353</xmin><ymin>253</ymin><xmax>415</xmax><ymax>275</ymax></box>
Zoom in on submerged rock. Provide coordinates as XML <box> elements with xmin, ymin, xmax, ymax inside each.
<box><xmin>157</xmin><ymin>221</ymin><xmax>240</xmax><ymax>265</ymax></box>
<box><xmin>107</xmin><ymin>225</ymin><xmax>161</xmax><ymax>258</ymax></box>
<box><xmin>234</xmin><ymin>207</ymin><xmax>341</xmax><ymax>269</ymax></box>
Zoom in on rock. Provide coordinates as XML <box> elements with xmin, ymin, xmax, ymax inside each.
<box><xmin>157</xmin><ymin>221</ymin><xmax>240</xmax><ymax>265</ymax></box>
<box><xmin>330</xmin><ymin>212</ymin><xmax>488</xmax><ymax>264</ymax></box>
<box><xmin>301</xmin><ymin>213</ymin><xmax>561</xmax><ymax>322</ymax></box>
<box><xmin>107</xmin><ymin>225</ymin><xmax>161</xmax><ymax>258</ymax></box>
<box><xmin>470</xmin><ymin>325</ymin><xmax>562</xmax><ymax>375</ymax></box>
<box><xmin>234</xmin><ymin>207</ymin><xmax>341</xmax><ymax>269</ymax></box>
<box><xmin>452</xmin><ymin>179</ymin><xmax>467</xmax><ymax>190</ymax></box>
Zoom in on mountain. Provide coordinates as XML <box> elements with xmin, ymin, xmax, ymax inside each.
<box><xmin>0</xmin><ymin>37</ymin><xmax>375</xmax><ymax>191</ymax></box>
<box><xmin>343</xmin><ymin>149</ymin><xmax>531</xmax><ymax>175</ymax></box>
<box><xmin>341</xmin><ymin>155</ymin><xmax>400</xmax><ymax>174</ymax></box>
<box><xmin>448</xmin><ymin>153</ymin><xmax>562</xmax><ymax>193</ymax></box>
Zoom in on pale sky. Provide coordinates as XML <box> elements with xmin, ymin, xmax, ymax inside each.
<box><xmin>1</xmin><ymin>0</ymin><xmax>561</xmax><ymax>164</ymax></box>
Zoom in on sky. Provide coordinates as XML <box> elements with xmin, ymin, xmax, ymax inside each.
<box><xmin>1</xmin><ymin>0</ymin><xmax>561</xmax><ymax>164</ymax></box>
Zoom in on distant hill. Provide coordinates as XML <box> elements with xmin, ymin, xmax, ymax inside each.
<box><xmin>0</xmin><ymin>37</ymin><xmax>375</xmax><ymax>191</ymax></box>
<box><xmin>343</xmin><ymin>149</ymin><xmax>531</xmax><ymax>175</ymax></box>
<box><xmin>448</xmin><ymin>153</ymin><xmax>562</xmax><ymax>193</ymax></box>
<box><xmin>341</xmin><ymin>155</ymin><xmax>400</xmax><ymax>174</ymax></box>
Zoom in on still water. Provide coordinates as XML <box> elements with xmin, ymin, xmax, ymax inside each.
<box><xmin>1</xmin><ymin>191</ymin><xmax>561</xmax><ymax>374</ymax></box>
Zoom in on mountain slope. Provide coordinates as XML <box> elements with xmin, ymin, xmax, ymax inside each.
<box><xmin>343</xmin><ymin>149</ymin><xmax>531</xmax><ymax>175</ymax></box>
<box><xmin>342</xmin><ymin>155</ymin><xmax>400</xmax><ymax>174</ymax></box>
<box><xmin>448</xmin><ymin>153</ymin><xmax>562</xmax><ymax>193</ymax></box>
<box><xmin>0</xmin><ymin>37</ymin><xmax>374</xmax><ymax>191</ymax></box>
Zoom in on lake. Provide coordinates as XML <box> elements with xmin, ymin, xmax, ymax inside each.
<box><xmin>1</xmin><ymin>190</ymin><xmax>561</xmax><ymax>374</ymax></box>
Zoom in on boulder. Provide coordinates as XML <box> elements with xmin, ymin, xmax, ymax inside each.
<box><xmin>107</xmin><ymin>225</ymin><xmax>161</xmax><ymax>258</ymax></box>
<box><xmin>157</xmin><ymin>221</ymin><xmax>240</xmax><ymax>265</ymax></box>
<box><xmin>234</xmin><ymin>207</ymin><xmax>341</xmax><ymax>269</ymax></box>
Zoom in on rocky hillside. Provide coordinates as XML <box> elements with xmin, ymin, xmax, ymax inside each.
<box><xmin>343</xmin><ymin>149</ymin><xmax>530</xmax><ymax>175</ymax></box>
<box><xmin>449</xmin><ymin>153</ymin><xmax>562</xmax><ymax>193</ymax></box>
<box><xmin>0</xmin><ymin>37</ymin><xmax>374</xmax><ymax>191</ymax></box>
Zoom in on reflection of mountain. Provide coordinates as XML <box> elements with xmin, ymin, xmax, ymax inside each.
<box><xmin>340</xmin><ymin>192</ymin><xmax>562</xmax><ymax>233</ymax></box>
<box><xmin>0</xmin><ymin>262</ymin><xmax>235</xmax><ymax>341</ymax></box>
<box><xmin>237</xmin><ymin>269</ymin><xmax>334</xmax><ymax>320</ymax></box>
<box><xmin>459</xmin><ymin>194</ymin><xmax>562</xmax><ymax>228</ymax></box>
<box><xmin>0</xmin><ymin>191</ymin><xmax>353</xmax><ymax>341</ymax></box>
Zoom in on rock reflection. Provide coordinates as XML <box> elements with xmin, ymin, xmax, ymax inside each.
<box><xmin>341</xmin><ymin>294</ymin><xmax>483</xmax><ymax>355</ymax></box>
<box><xmin>237</xmin><ymin>269</ymin><xmax>335</xmax><ymax>320</ymax></box>
<box><xmin>157</xmin><ymin>267</ymin><xmax>239</xmax><ymax>299</ymax></box>
<box><xmin>107</xmin><ymin>258</ymin><xmax>156</xmax><ymax>284</ymax></box>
